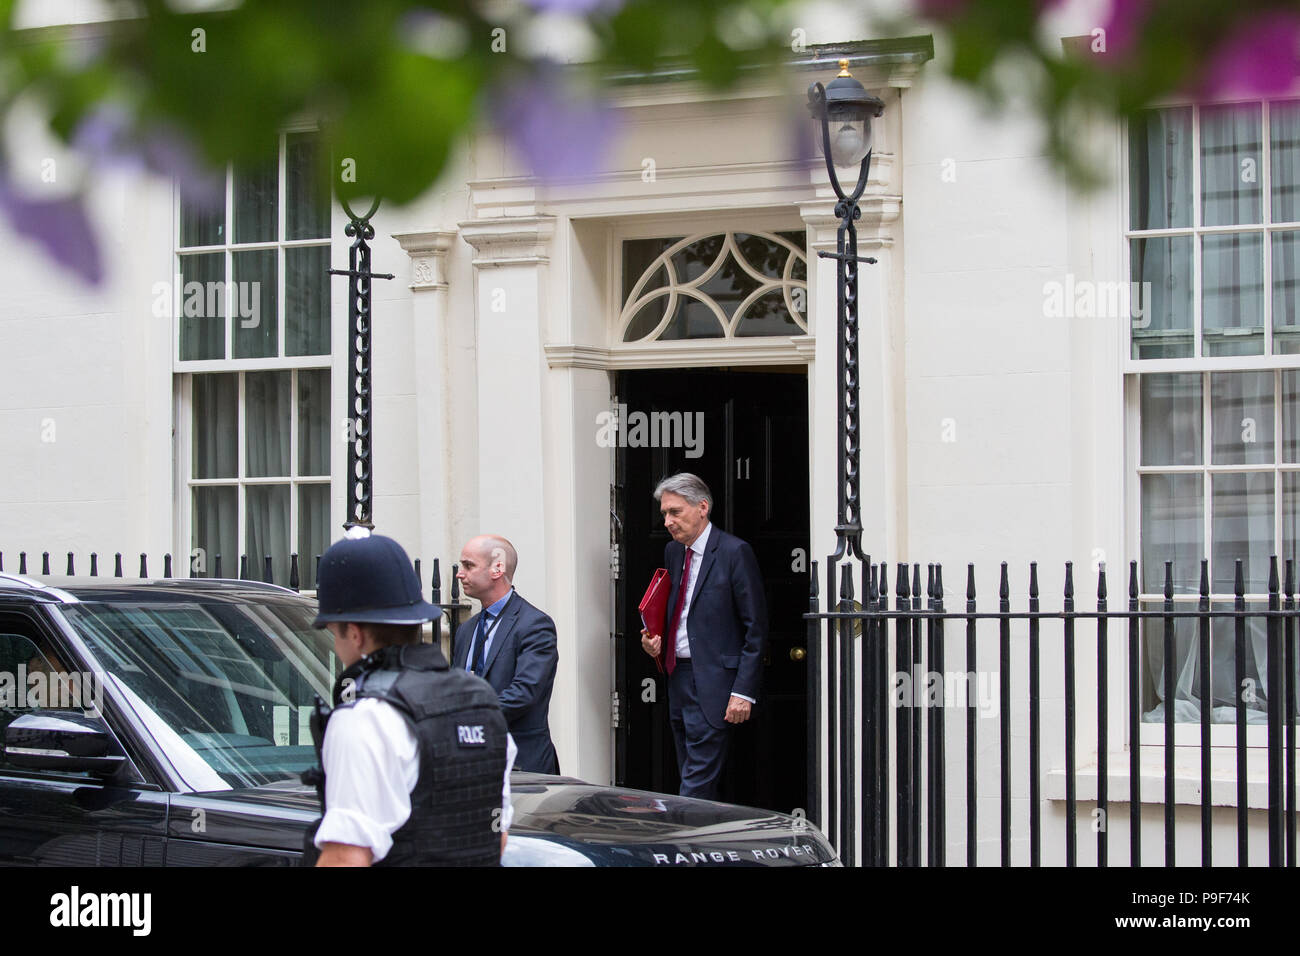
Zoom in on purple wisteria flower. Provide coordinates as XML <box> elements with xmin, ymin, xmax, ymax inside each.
<box><xmin>0</xmin><ymin>175</ymin><xmax>103</xmax><ymax>285</ymax></box>
<box><xmin>522</xmin><ymin>0</ymin><xmax>625</xmax><ymax>15</ymax></box>
<box><xmin>491</xmin><ymin>68</ymin><xmax>620</xmax><ymax>182</ymax></box>
<box><xmin>73</xmin><ymin>105</ymin><xmax>223</xmax><ymax>211</ymax></box>
<box><xmin>1199</xmin><ymin>11</ymin><xmax>1300</xmax><ymax>99</ymax></box>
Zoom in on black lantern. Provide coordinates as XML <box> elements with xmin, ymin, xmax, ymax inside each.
<box><xmin>810</xmin><ymin>59</ymin><xmax>884</xmax><ymax>169</ymax></box>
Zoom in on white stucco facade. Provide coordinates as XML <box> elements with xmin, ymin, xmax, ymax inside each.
<box><xmin>0</xmin><ymin>8</ymin><xmax>1285</xmax><ymax>865</ymax></box>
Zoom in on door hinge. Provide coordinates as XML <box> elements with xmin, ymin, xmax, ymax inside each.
<box><xmin>610</xmin><ymin>690</ymin><xmax>621</xmax><ymax>729</ymax></box>
<box><xmin>610</xmin><ymin>543</ymin><xmax>620</xmax><ymax>580</ymax></box>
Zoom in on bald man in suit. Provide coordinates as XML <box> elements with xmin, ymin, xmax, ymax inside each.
<box><xmin>454</xmin><ymin>535</ymin><xmax>560</xmax><ymax>774</ymax></box>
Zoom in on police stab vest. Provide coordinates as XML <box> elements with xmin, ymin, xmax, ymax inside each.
<box><xmin>301</xmin><ymin>641</ymin><xmax>508</xmax><ymax>867</ymax></box>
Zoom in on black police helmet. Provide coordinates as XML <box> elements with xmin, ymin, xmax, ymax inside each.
<box><xmin>312</xmin><ymin>530</ymin><xmax>442</xmax><ymax>628</ymax></box>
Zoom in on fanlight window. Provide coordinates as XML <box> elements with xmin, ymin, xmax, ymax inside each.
<box><xmin>619</xmin><ymin>231</ymin><xmax>808</xmax><ymax>342</ymax></box>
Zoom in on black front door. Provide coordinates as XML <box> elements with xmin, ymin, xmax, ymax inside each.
<box><xmin>614</xmin><ymin>367</ymin><xmax>809</xmax><ymax>815</ymax></box>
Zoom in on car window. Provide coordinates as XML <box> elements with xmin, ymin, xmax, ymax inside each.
<box><xmin>0</xmin><ymin>625</ymin><xmax>100</xmax><ymax>778</ymax></box>
<box><xmin>59</xmin><ymin>600</ymin><xmax>336</xmax><ymax>790</ymax></box>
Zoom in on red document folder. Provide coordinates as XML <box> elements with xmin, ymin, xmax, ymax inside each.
<box><xmin>638</xmin><ymin>568</ymin><xmax>671</xmax><ymax>674</ymax></box>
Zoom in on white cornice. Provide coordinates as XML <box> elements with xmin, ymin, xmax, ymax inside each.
<box><xmin>391</xmin><ymin>230</ymin><xmax>458</xmax><ymax>290</ymax></box>
<box><xmin>458</xmin><ymin>216</ymin><xmax>557</xmax><ymax>266</ymax></box>
<box><xmin>544</xmin><ymin>337</ymin><xmax>815</xmax><ymax>370</ymax></box>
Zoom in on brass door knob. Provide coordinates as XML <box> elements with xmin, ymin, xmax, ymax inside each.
<box><xmin>790</xmin><ymin>646</ymin><xmax>806</xmax><ymax>662</ymax></box>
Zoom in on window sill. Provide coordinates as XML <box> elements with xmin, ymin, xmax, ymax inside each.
<box><xmin>1044</xmin><ymin>748</ymin><xmax>1282</xmax><ymax>810</ymax></box>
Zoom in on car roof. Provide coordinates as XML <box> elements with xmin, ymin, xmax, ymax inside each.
<box><xmin>0</xmin><ymin>573</ymin><xmax>311</xmax><ymax>606</ymax></box>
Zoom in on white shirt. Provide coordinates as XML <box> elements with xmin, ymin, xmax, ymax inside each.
<box><xmin>314</xmin><ymin>697</ymin><xmax>516</xmax><ymax>862</ymax></box>
<box><xmin>671</xmin><ymin>522</ymin><xmax>755</xmax><ymax>706</ymax></box>
<box><xmin>673</xmin><ymin>522</ymin><xmax>712</xmax><ymax>660</ymax></box>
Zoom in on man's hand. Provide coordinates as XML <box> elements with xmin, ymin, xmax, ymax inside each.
<box><xmin>724</xmin><ymin>695</ymin><xmax>752</xmax><ymax>724</ymax></box>
<box><xmin>640</xmin><ymin>628</ymin><xmax>661</xmax><ymax>658</ymax></box>
<box><xmin>316</xmin><ymin>842</ymin><xmax>373</xmax><ymax>867</ymax></box>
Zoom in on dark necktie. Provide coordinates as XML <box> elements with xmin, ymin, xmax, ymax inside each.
<box><xmin>664</xmin><ymin>548</ymin><xmax>693</xmax><ymax>675</ymax></box>
<box><xmin>470</xmin><ymin>612</ymin><xmax>492</xmax><ymax>676</ymax></box>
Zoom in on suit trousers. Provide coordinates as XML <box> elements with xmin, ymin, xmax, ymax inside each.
<box><xmin>668</xmin><ymin>659</ymin><xmax>731</xmax><ymax>800</ymax></box>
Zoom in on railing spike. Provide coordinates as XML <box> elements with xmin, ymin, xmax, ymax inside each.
<box><xmin>42</xmin><ymin>552</ymin><xmax>50</xmax><ymax>575</ymax></box>
<box><xmin>214</xmin><ymin>553</ymin><xmax>223</xmax><ymax>578</ymax></box>
<box><xmin>19</xmin><ymin>552</ymin><xmax>26</xmax><ymax>574</ymax></box>
<box><xmin>67</xmin><ymin>552</ymin><xmax>75</xmax><ymax>576</ymax></box>
<box><xmin>289</xmin><ymin>553</ymin><xmax>300</xmax><ymax>591</ymax></box>
<box><xmin>114</xmin><ymin>553</ymin><xmax>122</xmax><ymax>577</ymax></box>
<box><xmin>1097</xmin><ymin>561</ymin><xmax>1107</xmax><ymax>601</ymax></box>
<box><xmin>1200</xmin><ymin>558</ymin><xmax>1210</xmax><ymax>600</ymax></box>
<box><xmin>1129</xmin><ymin>559</ymin><xmax>1139</xmax><ymax>600</ymax></box>
<box><xmin>139</xmin><ymin>553</ymin><xmax>148</xmax><ymax>578</ymax></box>
<box><xmin>999</xmin><ymin>561</ymin><xmax>1009</xmax><ymax>600</ymax></box>
<box><xmin>896</xmin><ymin>562</ymin><xmax>909</xmax><ymax>601</ymax></box>
<box><xmin>1269</xmin><ymin>554</ymin><xmax>1279</xmax><ymax>594</ymax></box>
<box><xmin>1166</xmin><ymin>560</ymin><xmax>1176</xmax><ymax>601</ymax></box>
<box><xmin>1029</xmin><ymin>560</ymin><xmax>1039</xmax><ymax>599</ymax></box>
<box><xmin>1286</xmin><ymin>557</ymin><xmax>1295</xmax><ymax>597</ymax></box>
<box><xmin>432</xmin><ymin>558</ymin><xmax>443</xmax><ymax>603</ymax></box>
<box><xmin>263</xmin><ymin>555</ymin><xmax>274</xmax><ymax>584</ymax></box>
<box><xmin>966</xmin><ymin>562</ymin><xmax>976</xmax><ymax>602</ymax></box>
<box><xmin>1064</xmin><ymin>561</ymin><xmax>1074</xmax><ymax>600</ymax></box>
<box><xmin>239</xmin><ymin>554</ymin><xmax>248</xmax><ymax>580</ymax></box>
<box><xmin>164</xmin><ymin>553</ymin><xmax>173</xmax><ymax>578</ymax></box>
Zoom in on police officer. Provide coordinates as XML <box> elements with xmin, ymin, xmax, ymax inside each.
<box><xmin>302</xmin><ymin>529</ymin><xmax>515</xmax><ymax>867</ymax></box>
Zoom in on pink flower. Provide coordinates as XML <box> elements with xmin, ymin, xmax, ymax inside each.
<box><xmin>1199</xmin><ymin>11</ymin><xmax>1300</xmax><ymax>99</ymax></box>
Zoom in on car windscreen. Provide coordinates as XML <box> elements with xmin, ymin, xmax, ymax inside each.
<box><xmin>58</xmin><ymin>600</ymin><xmax>336</xmax><ymax>790</ymax></box>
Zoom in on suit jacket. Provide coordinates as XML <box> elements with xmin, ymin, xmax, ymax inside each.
<box><xmin>453</xmin><ymin>591</ymin><xmax>560</xmax><ymax>775</ymax></box>
<box><xmin>663</xmin><ymin>526</ymin><xmax>768</xmax><ymax>729</ymax></box>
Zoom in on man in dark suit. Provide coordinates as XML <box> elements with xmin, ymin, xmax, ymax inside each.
<box><xmin>640</xmin><ymin>473</ymin><xmax>767</xmax><ymax>800</ymax></box>
<box><xmin>454</xmin><ymin>535</ymin><xmax>560</xmax><ymax>775</ymax></box>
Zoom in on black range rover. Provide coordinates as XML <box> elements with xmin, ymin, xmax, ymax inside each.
<box><xmin>0</xmin><ymin>575</ymin><xmax>837</xmax><ymax>867</ymax></box>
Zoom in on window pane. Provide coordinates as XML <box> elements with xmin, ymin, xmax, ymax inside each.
<box><xmin>660</xmin><ymin>300</ymin><xmax>726</xmax><ymax>339</ymax></box>
<box><xmin>624</xmin><ymin>296</ymin><xmax>669</xmax><ymax>342</ymax></box>
<box><xmin>286</xmin><ymin>133</ymin><xmax>330</xmax><ymax>241</ymax></box>
<box><xmin>1281</xmin><ymin>370</ymin><xmax>1300</xmax><ymax>462</ymax></box>
<box><xmin>1201</xmin><ymin>102</ymin><xmax>1263</xmax><ymax>227</ymax></box>
<box><xmin>246</xmin><ymin>484</ymin><xmax>290</xmax><ymax>585</ymax></box>
<box><xmin>299</xmin><ymin>483</ymin><xmax>330</xmax><ymax>590</ymax></box>
<box><xmin>622</xmin><ymin>238</ymin><xmax>678</xmax><ymax>304</ymax></box>
<box><xmin>298</xmin><ymin>369</ymin><xmax>330</xmax><ymax>476</ymax></box>
<box><xmin>1282</xmin><ymin>473</ymin><xmax>1300</xmax><ymax>582</ymax></box>
<box><xmin>178</xmin><ymin>252</ymin><xmax>225</xmax><ymax>360</ymax></box>
<box><xmin>1270</xmin><ymin>99</ymin><xmax>1300</xmax><ymax>224</ymax></box>
<box><xmin>192</xmin><ymin>486</ymin><xmax>237</xmax><ymax>578</ymax></box>
<box><xmin>286</xmin><ymin>245</ymin><xmax>330</xmax><ymax>356</ymax></box>
<box><xmin>233</xmin><ymin>155</ymin><xmax>277</xmax><ymax>244</ymax></box>
<box><xmin>1140</xmin><ymin>373</ymin><xmax>1202</xmax><ymax>466</ymax></box>
<box><xmin>735</xmin><ymin>289</ymin><xmax>804</xmax><ymax>336</ymax></box>
<box><xmin>1141</xmin><ymin>473</ymin><xmax>1203</xmax><ymax>593</ymax></box>
<box><xmin>1202</xmin><ymin>232</ymin><xmax>1264</xmax><ymax>356</ymax></box>
<box><xmin>1130</xmin><ymin>236</ymin><xmax>1193</xmax><ymax>358</ymax></box>
<box><xmin>1140</xmin><ymin>606</ymin><xmax>1198</xmax><ymax>722</ymax></box>
<box><xmin>246</xmin><ymin>370</ymin><xmax>291</xmax><ymax>478</ymax></box>
<box><xmin>1129</xmin><ymin>107</ymin><xmax>1193</xmax><ymax>230</ymax></box>
<box><xmin>192</xmin><ymin>373</ymin><xmax>237</xmax><ymax>479</ymax></box>
<box><xmin>1211</xmin><ymin>471</ymin><xmax>1273</xmax><ymax>593</ymax></box>
<box><xmin>180</xmin><ymin>193</ymin><xmax>223</xmax><ymax>248</ymax></box>
<box><xmin>1210</xmin><ymin>371</ymin><xmax>1273</xmax><ymax>464</ymax></box>
<box><xmin>232</xmin><ymin>249</ymin><xmax>278</xmax><ymax>358</ymax></box>
<box><xmin>1273</xmin><ymin>230</ymin><xmax>1300</xmax><ymax>353</ymax></box>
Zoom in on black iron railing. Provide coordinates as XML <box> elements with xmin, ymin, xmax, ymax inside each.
<box><xmin>0</xmin><ymin>549</ymin><xmax>474</xmax><ymax>638</ymax></box>
<box><xmin>806</xmin><ymin>555</ymin><xmax>1299</xmax><ymax>867</ymax></box>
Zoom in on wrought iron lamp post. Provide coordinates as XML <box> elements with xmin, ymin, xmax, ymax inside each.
<box><xmin>808</xmin><ymin>58</ymin><xmax>884</xmax><ymax>561</ymax></box>
<box><xmin>806</xmin><ymin>59</ymin><xmax>884</xmax><ymax>867</ymax></box>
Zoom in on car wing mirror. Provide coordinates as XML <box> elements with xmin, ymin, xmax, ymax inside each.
<box><xmin>5</xmin><ymin>711</ymin><xmax>126</xmax><ymax>776</ymax></box>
